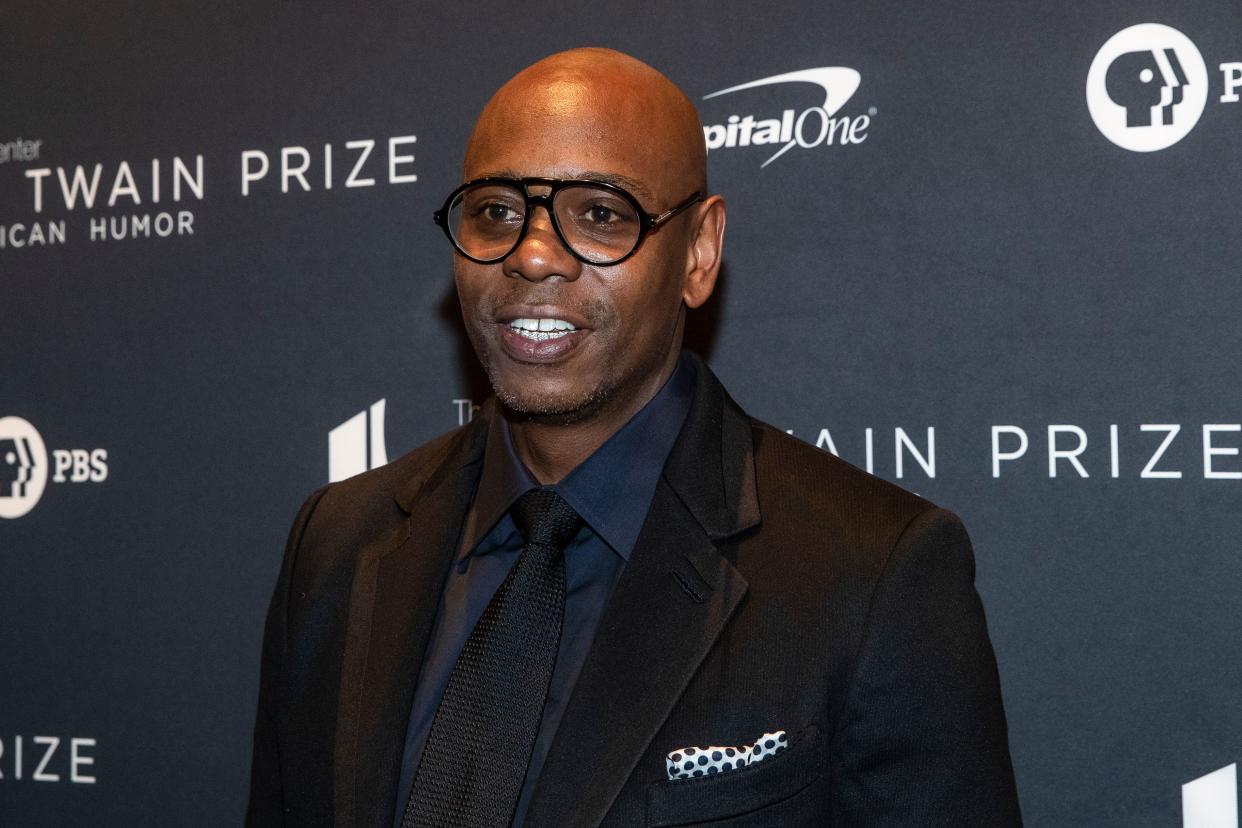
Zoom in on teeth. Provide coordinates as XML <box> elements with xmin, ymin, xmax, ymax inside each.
<box><xmin>508</xmin><ymin>317</ymin><xmax>578</xmax><ymax>339</ymax></box>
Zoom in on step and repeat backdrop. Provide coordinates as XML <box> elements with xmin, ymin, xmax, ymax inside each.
<box><xmin>2</xmin><ymin>2</ymin><xmax>1240</xmax><ymax>825</ymax></box>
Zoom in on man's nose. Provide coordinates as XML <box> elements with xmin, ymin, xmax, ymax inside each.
<box><xmin>502</xmin><ymin>206</ymin><xmax>583</xmax><ymax>283</ymax></box>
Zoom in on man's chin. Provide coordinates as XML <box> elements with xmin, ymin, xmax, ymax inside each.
<box><xmin>493</xmin><ymin>381</ymin><xmax>607</xmax><ymax>424</ymax></box>
<box><xmin>473</xmin><ymin>334</ymin><xmax>615</xmax><ymax>423</ymax></box>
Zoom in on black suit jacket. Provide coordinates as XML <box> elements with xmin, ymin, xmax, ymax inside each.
<box><xmin>247</xmin><ymin>354</ymin><xmax>1022</xmax><ymax>827</ymax></box>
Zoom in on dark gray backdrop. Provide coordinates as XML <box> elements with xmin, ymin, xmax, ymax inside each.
<box><xmin>2</xmin><ymin>1</ymin><xmax>1239</xmax><ymax>825</ymax></box>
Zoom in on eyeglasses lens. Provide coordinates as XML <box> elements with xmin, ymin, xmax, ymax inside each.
<box><xmin>448</xmin><ymin>184</ymin><xmax>526</xmax><ymax>263</ymax></box>
<box><xmin>447</xmin><ymin>183</ymin><xmax>642</xmax><ymax>264</ymax></box>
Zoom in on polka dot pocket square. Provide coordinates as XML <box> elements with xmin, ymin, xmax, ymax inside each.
<box><xmin>665</xmin><ymin>730</ymin><xmax>788</xmax><ymax>780</ymax></box>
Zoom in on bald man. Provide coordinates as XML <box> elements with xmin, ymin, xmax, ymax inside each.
<box><xmin>246</xmin><ymin>49</ymin><xmax>1021</xmax><ymax>827</ymax></box>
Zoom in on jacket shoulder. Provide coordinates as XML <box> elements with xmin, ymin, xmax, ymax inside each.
<box><xmin>291</xmin><ymin>421</ymin><xmax>479</xmax><ymax>565</ymax></box>
<box><xmin>746</xmin><ymin>418</ymin><xmax>938</xmax><ymax>556</ymax></box>
<box><xmin>269</xmin><ymin>421</ymin><xmax>482</xmax><ymax>643</ymax></box>
<box><xmin>324</xmin><ymin>422</ymin><xmax>471</xmax><ymax>508</ymax></box>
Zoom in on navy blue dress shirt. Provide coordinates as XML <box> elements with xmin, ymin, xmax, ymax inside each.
<box><xmin>394</xmin><ymin>356</ymin><xmax>695</xmax><ymax>827</ymax></box>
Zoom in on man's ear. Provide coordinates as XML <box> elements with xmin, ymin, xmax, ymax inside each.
<box><xmin>682</xmin><ymin>195</ymin><xmax>726</xmax><ymax>309</ymax></box>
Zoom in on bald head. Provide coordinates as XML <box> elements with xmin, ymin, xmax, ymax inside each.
<box><xmin>449</xmin><ymin>49</ymin><xmax>726</xmax><ymax>445</ymax></box>
<box><xmin>464</xmin><ymin>48</ymin><xmax>707</xmax><ymax>201</ymax></box>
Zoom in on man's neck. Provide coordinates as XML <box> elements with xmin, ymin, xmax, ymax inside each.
<box><xmin>507</xmin><ymin>350</ymin><xmax>681</xmax><ymax>484</ymax></box>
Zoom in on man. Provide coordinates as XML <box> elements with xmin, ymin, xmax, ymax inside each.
<box><xmin>247</xmin><ymin>48</ymin><xmax>1021</xmax><ymax>827</ymax></box>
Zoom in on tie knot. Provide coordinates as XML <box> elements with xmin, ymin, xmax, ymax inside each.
<box><xmin>510</xmin><ymin>489</ymin><xmax>582</xmax><ymax>551</ymax></box>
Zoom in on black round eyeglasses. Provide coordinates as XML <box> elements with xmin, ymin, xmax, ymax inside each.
<box><xmin>433</xmin><ymin>176</ymin><xmax>704</xmax><ymax>266</ymax></box>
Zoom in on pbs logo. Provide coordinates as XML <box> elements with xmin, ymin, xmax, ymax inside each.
<box><xmin>0</xmin><ymin>417</ymin><xmax>49</xmax><ymax>519</ymax></box>
<box><xmin>0</xmin><ymin>416</ymin><xmax>108</xmax><ymax>519</ymax></box>
<box><xmin>1086</xmin><ymin>23</ymin><xmax>1208</xmax><ymax>152</ymax></box>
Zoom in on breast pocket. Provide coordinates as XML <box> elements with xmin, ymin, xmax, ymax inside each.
<box><xmin>645</xmin><ymin>724</ymin><xmax>824</xmax><ymax>827</ymax></box>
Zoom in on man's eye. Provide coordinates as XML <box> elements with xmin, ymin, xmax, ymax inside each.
<box><xmin>584</xmin><ymin>204</ymin><xmax>622</xmax><ymax>224</ymax></box>
<box><xmin>479</xmin><ymin>202</ymin><xmax>520</xmax><ymax>222</ymax></box>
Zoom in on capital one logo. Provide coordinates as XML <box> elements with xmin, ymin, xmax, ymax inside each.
<box><xmin>0</xmin><ymin>416</ymin><xmax>48</xmax><ymax>519</ymax></box>
<box><xmin>701</xmin><ymin>68</ymin><xmax>871</xmax><ymax>168</ymax></box>
<box><xmin>1087</xmin><ymin>23</ymin><xmax>1208</xmax><ymax>151</ymax></box>
<box><xmin>328</xmin><ymin>400</ymin><xmax>389</xmax><ymax>482</ymax></box>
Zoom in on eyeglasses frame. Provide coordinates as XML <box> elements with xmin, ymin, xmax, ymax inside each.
<box><xmin>433</xmin><ymin>176</ymin><xmax>705</xmax><ymax>266</ymax></box>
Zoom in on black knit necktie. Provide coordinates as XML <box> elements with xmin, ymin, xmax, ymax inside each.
<box><xmin>402</xmin><ymin>489</ymin><xmax>583</xmax><ymax>828</ymax></box>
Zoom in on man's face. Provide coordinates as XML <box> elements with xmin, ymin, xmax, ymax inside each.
<box><xmin>454</xmin><ymin>75</ymin><xmax>699</xmax><ymax>421</ymax></box>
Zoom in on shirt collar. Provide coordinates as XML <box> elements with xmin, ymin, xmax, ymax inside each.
<box><xmin>459</xmin><ymin>353</ymin><xmax>696</xmax><ymax>561</ymax></box>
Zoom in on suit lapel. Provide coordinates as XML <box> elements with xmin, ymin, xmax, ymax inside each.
<box><xmin>525</xmin><ymin>354</ymin><xmax>760</xmax><ymax>827</ymax></box>
<box><xmin>333</xmin><ymin>417</ymin><xmax>488</xmax><ymax>828</ymax></box>
<box><xmin>525</xmin><ymin>479</ymin><xmax>748</xmax><ymax>827</ymax></box>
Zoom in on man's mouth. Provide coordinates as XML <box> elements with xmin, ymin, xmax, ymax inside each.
<box><xmin>493</xmin><ymin>305</ymin><xmax>593</xmax><ymax>363</ymax></box>
<box><xmin>505</xmin><ymin>317</ymin><xmax>581</xmax><ymax>342</ymax></box>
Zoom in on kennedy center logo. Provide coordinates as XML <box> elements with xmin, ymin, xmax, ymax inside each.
<box><xmin>1182</xmin><ymin>763</ymin><xmax>1237</xmax><ymax>828</ymax></box>
<box><xmin>1087</xmin><ymin>23</ymin><xmax>1208</xmax><ymax>151</ymax></box>
<box><xmin>0</xmin><ymin>416</ymin><xmax>48</xmax><ymax>519</ymax></box>
<box><xmin>328</xmin><ymin>400</ymin><xmax>389</xmax><ymax>482</ymax></box>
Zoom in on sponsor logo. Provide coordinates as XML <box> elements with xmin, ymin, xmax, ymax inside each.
<box><xmin>701</xmin><ymin>68</ymin><xmax>873</xmax><ymax>167</ymax></box>
<box><xmin>0</xmin><ymin>416</ymin><xmax>109</xmax><ymax>519</ymax></box>
<box><xmin>328</xmin><ymin>399</ymin><xmax>389</xmax><ymax>482</ymax></box>
<box><xmin>1086</xmin><ymin>23</ymin><xmax>1208</xmax><ymax>151</ymax></box>
<box><xmin>0</xmin><ymin>735</ymin><xmax>97</xmax><ymax>784</ymax></box>
<box><xmin>453</xmin><ymin>398</ymin><xmax>480</xmax><ymax>426</ymax></box>
<box><xmin>0</xmin><ymin>137</ymin><xmax>42</xmax><ymax>165</ymax></box>
<box><xmin>0</xmin><ymin>417</ymin><xmax>48</xmax><ymax>519</ymax></box>
<box><xmin>1182</xmin><ymin>763</ymin><xmax>1237</xmax><ymax>828</ymax></box>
